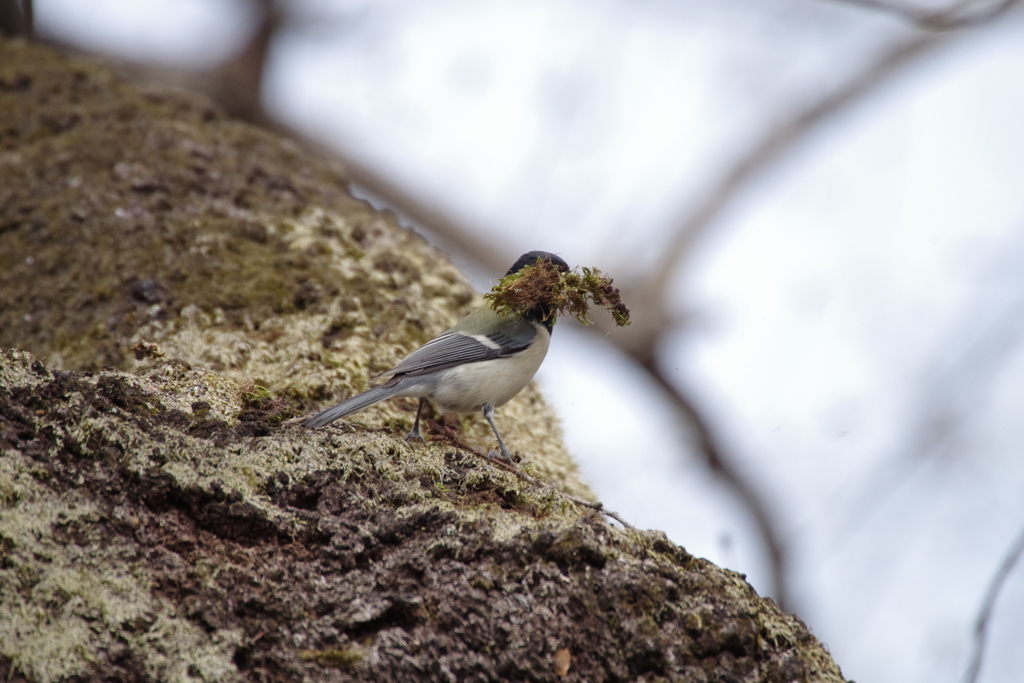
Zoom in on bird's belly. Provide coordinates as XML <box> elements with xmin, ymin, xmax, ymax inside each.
<box><xmin>429</xmin><ymin>336</ymin><xmax>549</xmax><ymax>413</ymax></box>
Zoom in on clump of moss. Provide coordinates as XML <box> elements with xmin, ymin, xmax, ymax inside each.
<box><xmin>484</xmin><ymin>259</ymin><xmax>631</xmax><ymax>327</ymax></box>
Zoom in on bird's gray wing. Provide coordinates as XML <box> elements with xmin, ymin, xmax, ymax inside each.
<box><xmin>381</xmin><ymin>322</ymin><xmax>536</xmax><ymax>378</ymax></box>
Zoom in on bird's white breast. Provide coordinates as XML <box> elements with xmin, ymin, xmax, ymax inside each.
<box><xmin>429</xmin><ymin>324</ymin><xmax>550</xmax><ymax>413</ymax></box>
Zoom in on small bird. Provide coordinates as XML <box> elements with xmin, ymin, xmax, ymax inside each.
<box><xmin>303</xmin><ymin>251</ymin><xmax>570</xmax><ymax>461</ymax></box>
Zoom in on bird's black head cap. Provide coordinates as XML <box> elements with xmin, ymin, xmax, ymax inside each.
<box><xmin>507</xmin><ymin>251</ymin><xmax>569</xmax><ymax>276</ymax></box>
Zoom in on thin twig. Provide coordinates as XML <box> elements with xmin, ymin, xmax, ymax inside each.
<box><xmin>435</xmin><ymin>428</ymin><xmax>637</xmax><ymax>530</ymax></box>
<box><xmin>962</xmin><ymin>523</ymin><xmax>1024</xmax><ymax>683</ymax></box>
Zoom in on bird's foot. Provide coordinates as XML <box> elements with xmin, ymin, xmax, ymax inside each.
<box><xmin>486</xmin><ymin>449</ymin><xmax>519</xmax><ymax>466</ymax></box>
<box><xmin>404</xmin><ymin>426</ymin><xmax>424</xmax><ymax>442</ymax></box>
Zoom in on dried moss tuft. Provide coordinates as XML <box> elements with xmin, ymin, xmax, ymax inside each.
<box><xmin>485</xmin><ymin>259</ymin><xmax>631</xmax><ymax>327</ymax></box>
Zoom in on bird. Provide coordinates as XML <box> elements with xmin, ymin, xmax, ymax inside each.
<box><xmin>303</xmin><ymin>251</ymin><xmax>570</xmax><ymax>462</ymax></box>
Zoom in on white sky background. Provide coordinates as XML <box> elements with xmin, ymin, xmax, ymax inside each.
<box><xmin>31</xmin><ymin>1</ymin><xmax>1024</xmax><ymax>682</ymax></box>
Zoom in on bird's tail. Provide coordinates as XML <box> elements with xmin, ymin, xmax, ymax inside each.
<box><xmin>302</xmin><ymin>384</ymin><xmax>402</xmax><ymax>430</ymax></box>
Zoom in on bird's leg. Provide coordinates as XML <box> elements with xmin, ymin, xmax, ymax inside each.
<box><xmin>481</xmin><ymin>403</ymin><xmax>514</xmax><ymax>464</ymax></box>
<box><xmin>404</xmin><ymin>398</ymin><xmax>427</xmax><ymax>442</ymax></box>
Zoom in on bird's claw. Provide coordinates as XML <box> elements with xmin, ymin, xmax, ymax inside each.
<box><xmin>404</xmin><ymin>428</ymin><xmax>424</xmax><ymax>442</ymax></box>
<box><xmin>487</xmin><ymin>449</ymin><xmax>517</xmax><ymax>466</ymax></box>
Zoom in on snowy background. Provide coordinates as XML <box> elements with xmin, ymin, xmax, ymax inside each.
<box><xmin>26</xmin><ymin>1</ymin><xmax>1024</xmax><ymax>681</ymax></box>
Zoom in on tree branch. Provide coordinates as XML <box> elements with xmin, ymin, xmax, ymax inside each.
<box><xmin>962</xmin><ymin>523</ymin><xmax>1024</xmax><ymax>683</ymax></box>
<box><xmin>430</xmin><ymin>426</ymin><xmax>638</xmax><ymax>530</ymax></box>
<box><xmin>645</xmin><ymin>33</ymin><xmax>939</xmax><ymax>305</ymax></box>
<box><xmin>0</xmin><ymin>0</ymin><xmax>32</xmax><ymax>37</ymax></box>
<box><xmin>603</xmin><ymin>8</ymin><xmax>1018</xmax><ymax>608</ymax></box>
<box><xmin>832</xmin><ymin>0</ymin><xmax>1020</xmax><ymax>30</ymax></box>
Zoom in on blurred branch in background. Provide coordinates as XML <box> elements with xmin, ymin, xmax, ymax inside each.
<box><xmin>0</xmin><ymin>0</ymin><xmax>32</xmax><ymax>38</ymax></box>
<box><xmin>206</xmin><ymin>0</ymin><xmax>277</xmax><ymax>122</ymax></box>
<box><xmin>646</xmin><ymin>35</ymin><xmax>936</xmax><ymax>308</ymax></box>
<box><xmin>221</xmin><ymin>0</ymin><xmax>510</xmax><ymax>273</ymax></box>
<box><xmin>610</xmin><ymin>0</ymin><xmax>1022</xmax><ymax>607</ymax></box>
<box><xmin>835</xmin><ymin>0</ymin><xmax>1019</xmax><ymax>29</ymax></box>
<box><xmin>962</xmin><ymin>522</ymin><xmax>1024</xmax><ymax>683</ymax></box>
<box><xmin>638</xmin><ymin>353</ymin><xmax>790</xmax><ymax>606</ymax></box>
<box><xmin>620</xmin><ymin>35</ymin><xmax>947</xmax><ymax>608</ymax></box>
<box><xmin>26</xmin><ymin>0</ymin><xmax>1024</xmax><ymax>618</ymax></box>
<box><xmin>648</xmin><ymin>0</ymin><xmax>1023</xmax><ymax>308</ymax></box>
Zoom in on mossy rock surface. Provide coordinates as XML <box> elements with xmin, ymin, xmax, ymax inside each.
<box><xmin>0</xmin><ymin>38</ymin><xmax>847</xmax><ymax>682</ymax></box>
<box><xmin>0</xmin><ymin>349</ymin><xmax>844</xmax><ymax>682</ymax></box>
